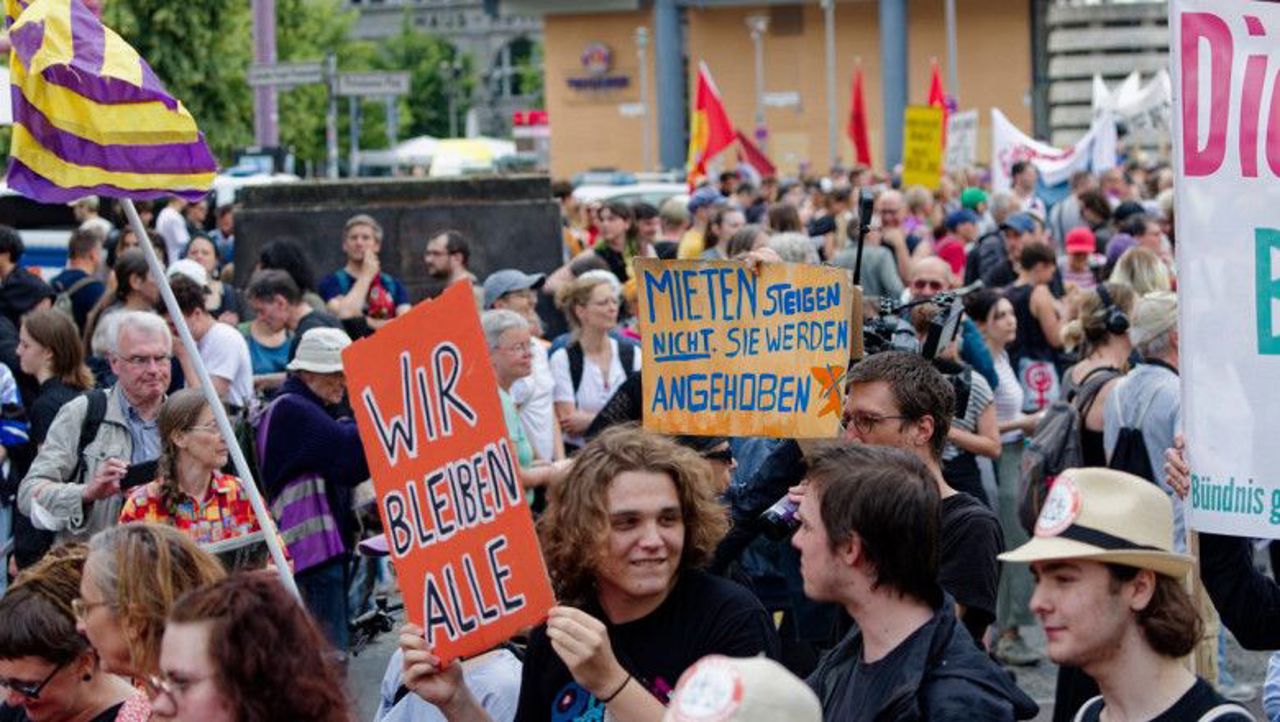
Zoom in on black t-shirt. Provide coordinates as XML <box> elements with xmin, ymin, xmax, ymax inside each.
<box><xmin>1076</xmin><ymin>678</ymin><xmax>1253</xmax><ymax>721</ymax></box>
<box><xmin>939</xmin><ymin>492</ymin><xmax>1004</xmax><ymax>643</ymax></box>
<box><xmin>826</xmin><ymin>622</ymin><xmax>930</xmax><ymax>722</ymax></box>
<box><xmin>514</xmin><ymin>570</ymin><xmax>779</xmax><ymax>722</ymax></box>
<box><xmin>1</xmin><ymin>701</ymin><xmax>123</xmax><ymax>722</ymax></box>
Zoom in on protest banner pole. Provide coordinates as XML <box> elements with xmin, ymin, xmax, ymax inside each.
<box><xmin>120</xmin><ymin>199</ymin><xmax>299</xmax><ymax>599</ymax></box>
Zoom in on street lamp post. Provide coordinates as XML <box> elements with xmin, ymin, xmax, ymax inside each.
<box><xmin>746</xmin><ymin>15</ymin><xmax>769</xmax><ymax>152</ymax></box>
<box><xmin>439</xmin><ymin>58</ymin><xmax>463</xmax><ymax>138</ymax></box>
<box><xmin>635</xmin><ymin>26</ymin><xmax>653</xmax><ymax>172</ymax></box>
<box><xmin>945</xmin><ymin>0</ymin><xmax>960</xmax><ymax>100</ymax></box>
<box><xmin>822</xmin><ymin>0</ymin><xmax>838</xmax><ymax>170</ymax></box>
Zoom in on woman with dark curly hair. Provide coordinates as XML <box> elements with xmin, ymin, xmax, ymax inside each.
<box><xmin>116</xmin><ymin>389</ymin><xmax>267</xmax><ymax>551</ymax></box>
<box><xmin>149</xmin><ymin>572</ymin><xmax>351</xmax><ymax>722</ymax></box>
<box><xmin>397</xmin><ymin>426</ymin><xmax>779</xmax><ymax>722</ymax></box>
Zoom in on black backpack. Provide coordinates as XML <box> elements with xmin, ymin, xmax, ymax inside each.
<box><xmin>1106</xmin><ymin>378</ymin><xmax>1159</xmax><ymax>482</ymax></box>
<box><xmin>566</xmin><ymin>339</ymin><xmax>636</xmax><ymax>394</ymax></box>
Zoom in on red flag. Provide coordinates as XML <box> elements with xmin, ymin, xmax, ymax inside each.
<box><xmin>686</xmin><ymin>62</ymin><xmax>737</xmax><ymax>189</ymax></box>
<box><xmin>735</xmin><ymin>129</ymin><xmax>776</xmax><ymax>178</ymax></box>
<box><xmin>928</xmin><ymin>58</ymin><xmax>949</xmax><ymax>148</ymax></box>
<box><xmin>848</xmin><ymin>63</ymin><xmax>872</xmax><ymax>166</ymax></box>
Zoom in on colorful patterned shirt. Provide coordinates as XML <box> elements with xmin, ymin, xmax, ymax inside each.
<box><xmin>118</xmin><ymin>472</ymin><xmax>262</xmax><ymax>545</ymax></box>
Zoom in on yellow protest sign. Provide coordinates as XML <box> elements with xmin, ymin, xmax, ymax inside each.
<box><xmin>902</xmin><ymin>105</ymin><xmax>944</xmax><ymax>189</ymax></box>
<box><xmin>635</xmin><ymin>259</ymin><xmax>853</xmax><ymax>438</ymax></box>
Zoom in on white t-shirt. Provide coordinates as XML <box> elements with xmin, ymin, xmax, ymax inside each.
<box><xmin>549</xmin><ymin>337</ymin><xmax>642</xmax><ymax>447</ymax></box>
<box><xmin>509</xmin><ymin>341</ymin><xmax>557</xmax><ymax>462</ymax></box>
<box><xmin>197</xmin><ymin>321</ymin><xmax>255</xmax><ymax>408</ymax></box>
<box><xmin>155</xmin><ymin>206</ymin><xmax>190</xmax><ymax>262</ymax></box>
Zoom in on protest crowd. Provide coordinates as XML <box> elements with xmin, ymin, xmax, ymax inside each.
<box><xmin>0</xmin><ymin>1</ymin><xmax>1275</xmax><ymax>719</ymax></box>
<box><xmin>0</xmin><ymin>147</ymin><xmax>1275</xmax><ymax>722</ymax></box>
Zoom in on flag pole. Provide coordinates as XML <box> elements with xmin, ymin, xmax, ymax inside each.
<box><xmin>120</xmin><ymin>198</ymin><xmax>299</xmax><ymax>599</ymax></box>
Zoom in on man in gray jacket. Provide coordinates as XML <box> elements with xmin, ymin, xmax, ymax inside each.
<box><xmin>18</xmin><ymin>310</ymin><xmax>169</xmax><ymax>542</ymax></box>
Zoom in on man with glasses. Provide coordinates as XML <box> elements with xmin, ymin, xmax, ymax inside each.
<box><xmin>19</xmin><ymin>311</ymin><xmax>169</xmax><ymax>542</ymax></box>
<box><xmin>424</xmin><ymin>229</ymin><xmax>483</xmax><ymax>309</ymax></box>
<box><xmin>905</xmin><ymin>257</ymin><xmax>998</xmax><ymax>390</ymax></box>
<box><xmin>842</xmin><ymin>351</ymin><xmax>1004</xmax><ymax>644</ymax></box>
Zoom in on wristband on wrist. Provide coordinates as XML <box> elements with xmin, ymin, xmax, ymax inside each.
<box><xmin>600</xmin><ymin>674</ymin><xmax>631</xmax><ymax>704</ymax></box>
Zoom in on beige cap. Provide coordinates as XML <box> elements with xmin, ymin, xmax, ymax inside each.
<box><xmin>662</xmin><ymin>655</ymin><xmax>821</xmax><ymax>722</ymax></box>
<box><xmin>998</xmin><ymin>467</ymin><xmax>1193</xmax><ymax>578</ymax></box>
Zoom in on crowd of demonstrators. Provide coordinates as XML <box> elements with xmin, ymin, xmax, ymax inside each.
<box><xmin>0</xmin><ymin>151</ymin><xmax>1267</xmax><ymax>722</ymax></box>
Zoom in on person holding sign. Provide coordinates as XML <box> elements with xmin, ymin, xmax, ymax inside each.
<box><xmin>398</xmin><ymin>427</ymin><xmax>779</xmax><ymax>722</ymax></box>
<box><xmin>550</xmin><ymin>277</ymin><xmax>641</xmax><ymax>450</ymax></box>
<box><xmin>1000</xmin><ymin>469</ymin><xmax>1253</xmax><ymax>721</ymax></box>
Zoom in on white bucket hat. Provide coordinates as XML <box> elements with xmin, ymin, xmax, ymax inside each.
<box><xmin>999</xmin><ymin>467</ymin><xmax>1194</xmax><ymax>578</ymax></box>
<box><xmin>286</xmin><ymin>327</ymin><xmax>351</xmax><ymax>374</ymax></box>
<box><xmin>662</xmin><ymin>655</ymin><xmax>821</xmax><ymax>722</ymax></box>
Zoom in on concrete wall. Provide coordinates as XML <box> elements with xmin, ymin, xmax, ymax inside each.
<box><xmin>234</xmin><ymin>176</ymin><xmax>561</xmax><ymax>303</ymax></box>
<box><xmin>541</xmin><ymin>0</ymin><xmax>1033</xmax><ymax>177</ymax></box>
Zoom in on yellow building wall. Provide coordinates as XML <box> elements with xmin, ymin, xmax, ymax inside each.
<box><xmin>543</xmin><ymin>10</ymin><xmax>658</xmax><ymax>179</ymax></box>
<box><xmin>544</xmin><ymin>0</ymin><xmax>1033</xmax><ymax>178</ymax></box>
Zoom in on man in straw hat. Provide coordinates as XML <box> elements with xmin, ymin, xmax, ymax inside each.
<box><xmin>999</xmin><ymin>468</ymin><xmax>1254</xmax><ymax>721</ymax></box>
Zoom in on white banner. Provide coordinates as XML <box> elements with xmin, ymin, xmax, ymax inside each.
<box><xmin>1173</xmin><ymin>0</ymin><xmax>1280</xmax><ymax>539</ymax></box>
<box><xmin>990</xmin><ymin>108</ymin><xmax>1117</xmax><ymax>193</ymax></box>
<box><xmin>944</xmin><ymin>109</ymin><xmax>978</xmax><ymax>171</ymax></box>
<box><xmin>1093</xmin><ymin>70</ymin><xmax>1173</xmax><ymax>137</ymax></box>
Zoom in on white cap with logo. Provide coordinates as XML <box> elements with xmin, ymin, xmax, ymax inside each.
<box><xmin>662</xmin><ymin>655</ymin><xmax>821</xmax><ymax>722</ymax></box>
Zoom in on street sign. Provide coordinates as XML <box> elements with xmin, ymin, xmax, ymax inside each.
<box><xmin>337</xmin><ymin>72</ymin><xmax>412</xmax><ymax>97</ymax></box>
<box><xmin>617</xmin><ymin>102</ymin><xmax>647</xmax><ymax>118</ymax></box>
<box><xmin>247</xmin><ymin>61</ymin><xmax>325</xmax><ymax>88</ymax></box>
<box><xmin>763</xmin><ymin>91</ymin><xmax>801</xmax><ymax>109</ymax></box>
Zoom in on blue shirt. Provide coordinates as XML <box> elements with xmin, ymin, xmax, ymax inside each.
<box><xmin>118</xmin><ymin>391</ymin><xmax>160</xmax><ymax>463</ymax></box>
<box><xmin>317</xmin><ymin>269</ymin><xmax>410</xmax><ymax>311</ymax></box>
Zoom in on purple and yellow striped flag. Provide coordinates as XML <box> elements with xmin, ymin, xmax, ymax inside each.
<box><xmin>4</xmin><ymin>0</ymin><xmax>217</xmax><ymax>203</ymax></box>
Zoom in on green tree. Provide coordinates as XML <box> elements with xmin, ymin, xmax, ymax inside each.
<box><xmin>377</xmin><ymin>15</ymin><xmax>472</xmax><ymax>141</ymax></box>
<box><xmin>103</xmin><ymin>0</ymin><xmax>254</xmax><ymax>161</ymax></box>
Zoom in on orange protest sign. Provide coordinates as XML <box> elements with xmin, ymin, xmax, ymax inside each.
<box><xmin>343</xmin><ymin>282</ymin><xmax>555</xmax><ymax>663</ymax></box>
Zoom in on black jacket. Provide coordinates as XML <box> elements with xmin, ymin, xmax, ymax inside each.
<box><xmin>807</xmin><ymin>593</ymin><xmax>1039</xmax><ymax>721</ymax></box>
<box><xmin>1200</xmin><ymin>532</ymin><xmax>1280</xmax><ymax>649</ymax></box>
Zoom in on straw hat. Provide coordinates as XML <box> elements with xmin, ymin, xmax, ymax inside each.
<box><xmin>662</xmin><ymin>655</ymin><xmax>821</xmax><ymax>722</ymax></box>
<box><xmin>998</xmin><ymin>468</ymin><xmax>1193</xmax><ymax>578</ymax></box>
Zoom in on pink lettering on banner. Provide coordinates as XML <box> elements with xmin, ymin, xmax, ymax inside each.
<box><xmin>1181</xmin><ymin>10</ymin><xmax>1280</xmax><ymax>178</ymax></box>
<box><xmin>1181</xmin><ymin>12</ymin><xmax>1232</xmax><ymax>176</ymax></box>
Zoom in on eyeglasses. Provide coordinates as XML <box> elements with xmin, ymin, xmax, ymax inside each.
<box><xmin>0</xmin><ymin>660</ymin><xmax>66</xmax><ymax>700</ymax></box>
<box><xmin>911</xmin><ymin>279</ymin><xmax>946</xmax><ymax>292</ymax></box>
<box><xmin>187</xmin><ymin>423</ymin><xmax>220</xmax><ymax>434</ymax></box>
<box><xmin>144</xmin><ymin>673</ymin><xmax>208</xmax><ymax>705</ymax></box>
<box><xmin>121</xmin><ymin>354</ymin><xmax>171</xmax><ymax>368</ymax></box>
<box><xmin>846</xmin><ymin>412</ymin><xmax>910</xmax><ymax>435</ymax></box>
<box><xmin>71</xmin><ymin>598</ymin><xmax>110</xmax><ymax>620</ymax></box>
<box><xmin>587</xmin><ymin>298</ymin><xmax>620</xmax><ymax>309</ymax></box>
<box><xmin>496</xmin><ymin>343</ymin><xmax>532</xmax><ymax>356</ymax></box>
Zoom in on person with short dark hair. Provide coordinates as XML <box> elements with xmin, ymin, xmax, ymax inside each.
<box><xmin>162</xmin><ymin>275</ymin><xmax>253</xmax><ymax>409</ymax></box>
<box><xmin>0</xmin><ymin>545</ymin><xmax>149</xmax><ymax>721</ymax></box>
<box><xmin>843</xmin><ymin>351</ymin><xmax>1004</xmax><ymax>644</ymax></box>
<box><xmin>319</xmin><ymin>214</ymin><xmax>411</xmax><ymax>329</ymax></box>
<box><xmin>1001</xmin><ymin>468</ymin><xmax>1252</xmax><ymax>721</ymax></box>
<box><xmin>424</xmin><ymin>230</ymin><xmax>474</xmax><ymax>286</ymax></box>
<box><xmin>50</xmin><ymin>227</ymin><xmax>106</xmax><ymax>330</ymax></box>
<box><xmin>0</xmin><ymin>224</ymin><xmax>55</xmax><ymax>329</ymax></box>
<box><xmin>798</xmin><ymin>443</ymin><xmax>1037</xmax><ymax>721</ymax></box>
<box><xmin>245</xmin><ymin>269</ymin><xmax>349</xmax><ymax>365</ymax></box>
<box><xmin>1006</xmin><ymin>242</ymin><xmax>1063</xmax><ymax>407</ymax></box>
<box><xmin>632</xmin><ymin>202</ymin><xmax>660</xmax><ymax>254</ymax></box>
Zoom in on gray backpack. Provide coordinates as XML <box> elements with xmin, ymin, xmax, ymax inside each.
<box><xmin>1017</xmin><ymin>366</ymin><xmax>1120</xmax><ymax>533</ymax></box>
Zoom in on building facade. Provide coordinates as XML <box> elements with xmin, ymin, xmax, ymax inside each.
<box><xmin>505</xmin><ymin>0</ymin><xmax>1034</xmax><ymax>179</ymax></box>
